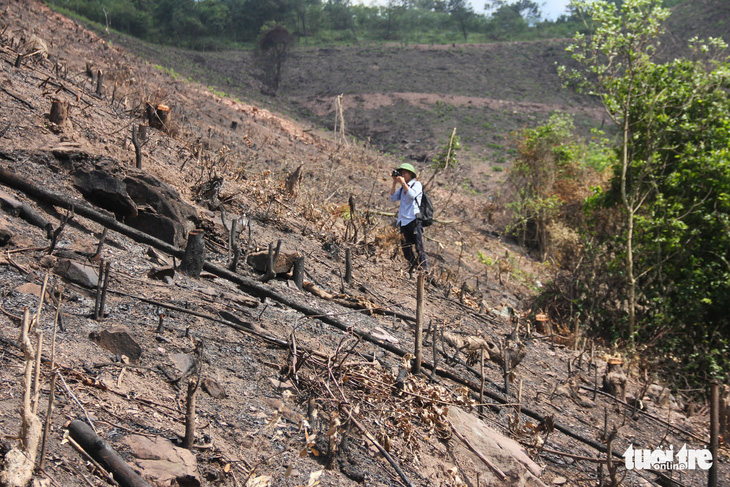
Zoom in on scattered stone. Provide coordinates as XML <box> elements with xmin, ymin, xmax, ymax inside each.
<box><xmin>89</xmin><ymin>327</ymin><xmax>142</xmax><ymax>362</ymax></box>
<box><xmin>552</xmin><ymin>476</ymin><xmax>568</xmax><ymax>485</ymax></box>
<box><xmin>14</xmin><ymin>283</ymin><xmax>43</xmax><ymax>299</ymax></box>
<box><xmin>39</xmin><ymin>255</ymin><xmax>56</xmax><ymax>268</ymax></box>
<box><xmin>147</xmin><ymin>247</ymin><xmax>172</xmax><ymax>267</ymax></box>
<box><xmin>0</xmin><ymin>225</ymin><xmax>13</xmax><ymax>246</ymax></box>
<box><xmin>201</xmin><ymin>377</ymin><xmax>226</xmax><ymax>399</ymax></box>
<box><xmin>54</xmin><ymin>259</ymin><xmax>99</xmax><ymax>288</ymax></box>
<box><xmin>169</xmin><ymin>353</ymin><xmax>195</xmax><ymax>378</ymax></box>
<box><xmin>147</xmin><ymin>266</ymin><xmax>175</xmax><ymax>283</ymax></box>
<box><xmin>123</xmin><ymin>435</ymin><xmax>200</xmax><ymax>487</ymax></box>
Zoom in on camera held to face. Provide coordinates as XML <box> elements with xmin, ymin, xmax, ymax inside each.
<box><xmin>392</xmin><ymin>169</ymin><xmax>402</xmax><ymax>178</ymax></box>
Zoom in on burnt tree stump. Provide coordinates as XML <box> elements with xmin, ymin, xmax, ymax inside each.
<box><xmin>147</xmin><ymin>103</ymin><xmax>171</xmax><ymax>132</ymax></box>
<box><xmin>49</xmin><ymin>99</ymin><xmax>68</xmax><ymax>125</ymax></box>
<box><xmin>95</xmin><ymin>69</ymin><xmax>104</xmax><ymax>97</ymax></box>
<box><xmin>132</xmin><ymin>125</ymin><xmax>142</xmax><ymax>169</ymax></box>
<box><xmin>293</xmin><ymin>256</ymin><xmax>305</xmax><ymax>290</ymax></box>
<box><xmin>180</xmin><ymin>230</ymin><xmax>206</xmax><ymax>278</ymax></box>
<box><xmin>344</xmin><ymin>248</ymin><xmax>353</xmax><ymax>284</ymax></box>
<box><xmin>602</xmin><ymin>358</ymin><xmax>627</xmax><ymax>401</ymax></box>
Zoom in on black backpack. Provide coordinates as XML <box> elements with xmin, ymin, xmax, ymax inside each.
<box><xmin>417</xmin><ymin>189</ymin><xmax>434</xmax><ymax>227</ymax></box>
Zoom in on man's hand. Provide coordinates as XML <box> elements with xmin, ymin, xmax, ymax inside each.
<box><xmin>394</xmin><ymin>176</ymin><xmax>406</xmax><ymax>186</ymax></box>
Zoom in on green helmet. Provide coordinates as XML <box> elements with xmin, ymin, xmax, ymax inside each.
<box><xmin>397</xmin><ymin>162</ymin><xmax>417</xmax><ymax>178</ymax></box>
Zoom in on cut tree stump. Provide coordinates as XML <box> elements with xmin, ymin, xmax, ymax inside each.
<box><xmin>602</xmin><ymin>358</ymin><xmax>627</xmax><ymax>401</ymax></box>
<box><xmin>147</xmin><ymin>103</ymin><xmax>171</xmax><ymax>132</ymax></box>
<box><xmin>49</xmin><ymin>99</ymin><xmax>68</xmax><ymax>125</ymax></box>
<box><xmin>180</xmin><ymin>230</ymin><xmax>206</xmax><ymax>278</ymax></box>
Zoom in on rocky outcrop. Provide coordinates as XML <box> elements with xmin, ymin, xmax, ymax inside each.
<box><xmin>73</xmin><ymin>168</ymin><xmax>138</xmax><ymax>219</ymax></box>
<box><xmin>73</xmin><ymin>164</ymin><xmax>198</xmax><ymax>247</ymax></box>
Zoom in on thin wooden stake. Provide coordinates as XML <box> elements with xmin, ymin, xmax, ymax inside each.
<box><xmin>95</xmin><ymin>69</ymin><xmax>103</xmax><ymax>97</ymax></box>
<box><xmin>261</xmin><ymin>240</ymin><xmax>281</xmax><ymax>283</ymax></box>
<box><xmin>91</xmin><ymin>228</ymin><xmax>107</xmax><ymax>261</ymax></box>
<box><xmin>39</xmin><ymin>285</ymin><xmax>63</xmax><ymax>469</ymax></box>
<box><xmin>99</xmin><ymin>262</ymin><xmax>111</xmax><ymax>319</ymax></box>
<box><xmin>132</xmin><ymin>125</ymin><xmax>142</xmax><ymax>169</ymax></box>
<box><xmin>34</xmin><ymin>273</ymin><xmax>49</xmax><ymax>328</ymax></box>
<box><xmin>344</xmin><ymin>247</ymin><xmax>352</xmax><ymax>284</ymax></box>
<box><xmin>431</xmin><ymin>323</ymin><xmax>438</xmax><ymax>380</ymax></box>
<box><xmin>709</xmin><ymin>381</ymin><xmax>719</xmax><ymax>487</ymax></box>
<box><xmin>412</xmin><ymin>272</ymin><xmax>425</xmax><ymax>374</ymax></box>
<box><xmin>479</xmin><ymin>348</ymin><xmax>485</xmax><ymax>414</ymax></box>
<box><xmin>32</xmin><ymin>331</ymin><xmax>43</xmax><ymax>415</ymax></box>
<box><xmin>502</xmin><ymin>339</ymin><xmax>510</xmax><ymax>396</ymax></box>
<box><xmin>156</xmin><ymin>309</ymin><xmax>165</xmax><ymax>334</ymax></box>
<box><xmin>94</xmin><ymin>260</ymin><xmax>104</xmax><ymax>320</ymax></box>
<box><xmin>184</xmin><ymin>378</ymin><xmax>198</xmax><ymax>449</ymax></box>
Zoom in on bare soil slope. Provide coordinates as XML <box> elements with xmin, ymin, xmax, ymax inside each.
<box><xmin>0</xmin><ymin>2</ymin><xmax>726</xmax><ymax>487</ymax></box>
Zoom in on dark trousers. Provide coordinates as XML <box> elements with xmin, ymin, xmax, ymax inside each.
<box><xmin>399</xmin><ymin>219</ymin><xmax>428</xmax><ymax>272</ymax></box>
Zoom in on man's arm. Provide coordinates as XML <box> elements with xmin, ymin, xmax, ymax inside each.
<box><xmin>390</xmin><ymin>176</ymin><xmax>406</xmax><ymax>200</ymax></box>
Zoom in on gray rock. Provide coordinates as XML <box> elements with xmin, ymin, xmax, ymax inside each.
<box><xmin>201</xmin><ymin>377</ymin><xmax>227</xmax><ymax>399</ymax></box>
<box><xmin>89</xmin><ymin>327</ymin><xmax>142</xmax><ymax>362</ymax></box>
<box><xmin>73</xmin><ymin>169</ymin><xmax>138</xmax><ymax>218</ymax></box>
<box><xmin>54</xmin><ymin>259</ymin><xmax>99</xmax><ymax>288</ymax></box>
<box><xmin>72</xmin><ymin>166</ymin><xmax>198</xmax><ymax>248</ymax></box>
<box><xmin>124</xmin><ymin>174</ymin><xmax>198</xmax><ymax>247</ymax></box>
<box><xmin>448</xmin><ymin>406</ymin><xmax>547</xmax><ymax>486</ymax></box>
<box><xmin>123</xmin><ymin>435</ymin><xmax>200</xmax><ymax>487</ymax></box>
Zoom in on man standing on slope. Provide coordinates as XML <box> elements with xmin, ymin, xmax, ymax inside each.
<box><xmin>390</xmin><ymin>162</ymin><xmax>428</xmax><ymax>277</ymax></box>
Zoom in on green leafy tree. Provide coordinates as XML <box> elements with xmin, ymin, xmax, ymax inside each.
<box><xmin>561</xmin><ymin>0</ymin><xmax>671</xmax><ymax>347</ymax></box>
<box><xmin>563</xmin><ymin>0</ymin><xmax>730</xmax><ymax>381</ymax></box>
<box><xmin>448</xmin><ymin>0</ymin><xmax>476</xmax><ymax>41</ymax></box>
<box><xmin>255</xmin><ymin>24</ymin><xmax>295</xmax><ymax>95</ymax></box>
<box><xmin>485</xmin><ymin>0</ymin><xmax>541</xmax><ymax>39</ymax></box>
